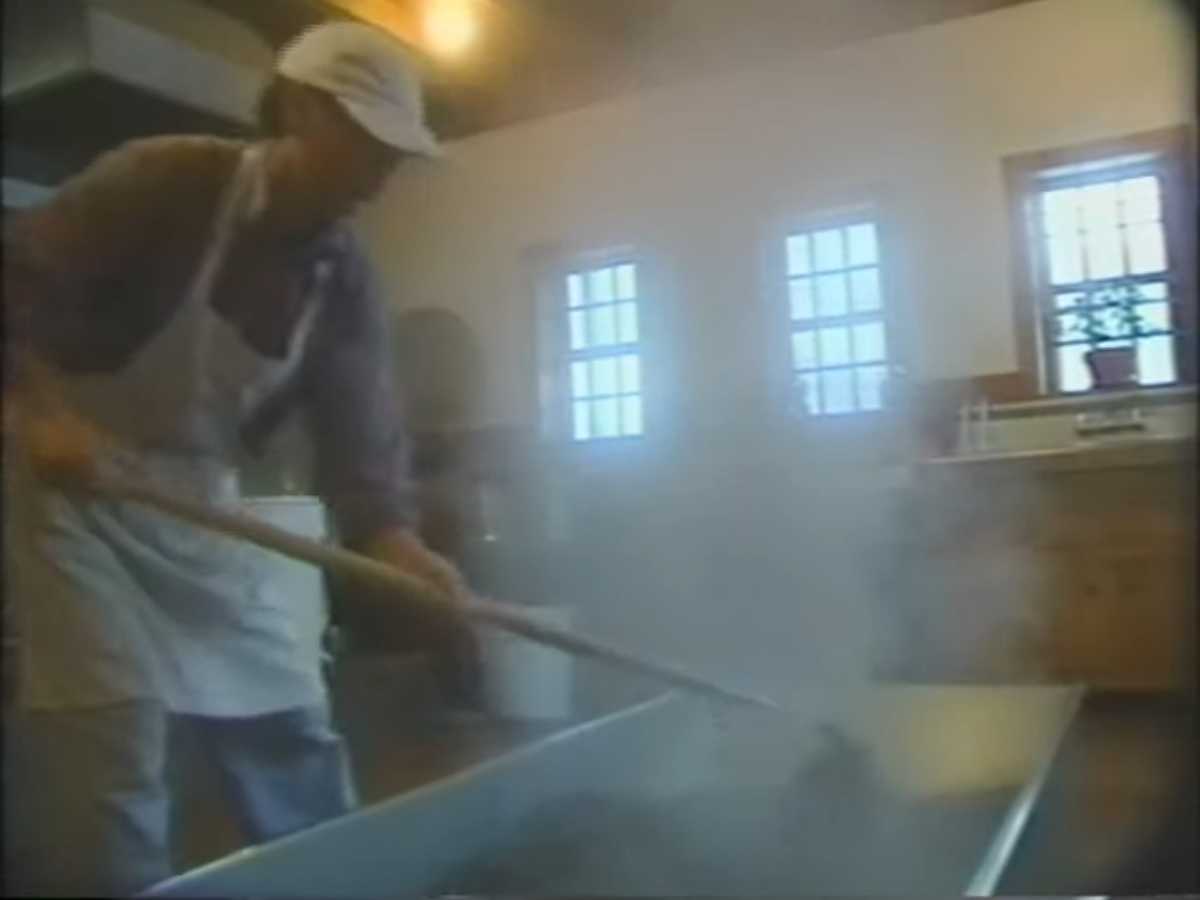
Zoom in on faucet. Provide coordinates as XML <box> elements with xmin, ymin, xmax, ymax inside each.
<box><xmin>976</xmin><ymin>396</ymin><xmax>991</xmax><ymax>451</ymax></box>
<box><xmin>957</xmin><ymin>395</ymin><xmax>991</xmax><ymax>454</ymax></box>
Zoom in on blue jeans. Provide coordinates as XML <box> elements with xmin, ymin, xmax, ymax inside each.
<box><xmin>3</xmin><ymin>701</ymin><xmax>357</xmax><ymax>897</ymax></box>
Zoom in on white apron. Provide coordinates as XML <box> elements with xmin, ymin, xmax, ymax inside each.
<box><xmin>6</xmin><ymin>145</ymin><xmax>329</xmax><ymax>716</ymax></box>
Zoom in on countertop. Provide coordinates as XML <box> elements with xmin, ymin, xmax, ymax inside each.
<box><xmin>984</xmin><ymin>384</ymin><xmax>1196</xmax><ymax>419</ymax></box>
<box><xmin>917</xmin><ymin>433</ymin><xmax>1194</xmax><ymax>474</ymax></box>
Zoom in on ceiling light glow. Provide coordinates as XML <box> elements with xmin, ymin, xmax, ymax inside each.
<box><xmin>422</xmin><ymin>0</ymin><xmax>478</xmax><ymax>58</ymax></box>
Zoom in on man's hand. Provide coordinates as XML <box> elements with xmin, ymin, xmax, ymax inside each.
<box><xmin>6</xmin><ymin>355</ymin><xmax>110</xmax><ymax>490</ymax></box>
<box><xmin>358</xmin><ymin>529</ymin><xmax>483</xmax><ymax>710</ymax></box>
<box><xmin>364</xmin><ymin>529</ymin><xmax>471</xmax><ymax>608</ymax></box>
<box><xmin>17</xmin><ymin>404</ymin><xmax>108</xmax><ymax>489</ymax></box>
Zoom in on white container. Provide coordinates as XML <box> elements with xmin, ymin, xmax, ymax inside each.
<box><xmin>481</xmin><ymin>604</ymin><xmax>573</xmax><ymax>721</ymax></box>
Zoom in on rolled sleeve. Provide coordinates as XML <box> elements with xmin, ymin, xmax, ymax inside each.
<box><xmin>301</xmin><ymin>235</ymin><xmax>418</xmax><ymax>547</ymax></box>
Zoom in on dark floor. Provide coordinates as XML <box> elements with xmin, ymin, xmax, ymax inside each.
<box><xmin>999</xmin><ymin>690</ymin><xmax>1198</xmax><ymax>895</ymax></box>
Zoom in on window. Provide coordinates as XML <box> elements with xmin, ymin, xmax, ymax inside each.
<box><xmin>1038</xmin><ymin>169</ymin><xmax>1177</xmax><ymax>392</ymax></box>
<box><xmin>564</xmin><ymin>261</ymin><xmax>643</xmax><ymax>440</ymax></box>
<box><xmin>1006</xmin><ymin>127</ymin><xmax>1196</xmax><ymax>394</ymax></box>
<box><xmin>786</xmin><ymin>219</ymin><xmax>888</xmax><ymax>415</ymax></box>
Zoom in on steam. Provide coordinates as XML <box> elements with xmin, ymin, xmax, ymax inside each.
<box><xmin>437</xmin><ymin>402</ymin><xmax>1069</xmax><ymax>893</ymax></box>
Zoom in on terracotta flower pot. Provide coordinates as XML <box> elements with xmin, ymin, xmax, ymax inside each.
<box><xmin>1084</xmin><ymin>346</ymin><xmax>1137</xmax><ymax>389</ymax></box>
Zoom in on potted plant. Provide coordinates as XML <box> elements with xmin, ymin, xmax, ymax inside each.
<box><xmin>1067</xmin><ymin>284</ymin><xmax>1150</xmax><ymax>389</ymax></box>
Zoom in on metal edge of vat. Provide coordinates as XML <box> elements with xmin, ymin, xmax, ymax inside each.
<box><xmin>140</xmin><ymin>690</ymin><xmax>697</xmax><ymax>898</ymax></box>
<box><xmin>963</xmin><ymin>685</ymin><xmax>1087</xmax><ymax>896</ymax></box>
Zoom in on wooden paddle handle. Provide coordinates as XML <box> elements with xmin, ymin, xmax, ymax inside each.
<box><xmin>93</xmin><ymin>476</ymin><xmax>780</xmax><ymax>710</ymax></box>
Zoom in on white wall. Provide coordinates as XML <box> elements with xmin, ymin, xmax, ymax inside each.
<box><xmin>363</xmin><ymin>0</ymin><xmax>1194</xmax><ymax>428</ymax></box>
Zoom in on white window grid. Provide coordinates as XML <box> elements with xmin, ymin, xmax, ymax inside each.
<box><xmin>564</xmin><ymin>261</ymin><xmax>643</xmax><ymax>440</ymax></box>
<box><xmin>1035</xmin><ymin>164</ymin><xmax>1179</xmax><ymax>393</ymax></box>
<box><xmin>786</xmin><ymin>220</ymin><xmax>888</xmax><ymax>416</ymax></box>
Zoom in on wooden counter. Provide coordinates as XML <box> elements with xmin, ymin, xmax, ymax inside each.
<box><xmin>891</xmin><ymin>438</ymin><xmax>1196</xmax><ymax>689</ymax></box>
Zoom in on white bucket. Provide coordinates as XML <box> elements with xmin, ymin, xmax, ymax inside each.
<box><xmin>481</xmin><ymin>605</ymin><xmax>573</xmax><ymax>721</ymax></box>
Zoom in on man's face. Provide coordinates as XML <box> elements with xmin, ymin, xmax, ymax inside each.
<box><xmin>291</xmin><ymin>90</ymin><xmax>405</xmax><ymax>219</ymax></box>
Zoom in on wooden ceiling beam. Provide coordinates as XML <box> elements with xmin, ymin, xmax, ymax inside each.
<box><xmin>317</xmin><ymin>0</ymin><xmax>422</xmax><ymax>48</ymax></box>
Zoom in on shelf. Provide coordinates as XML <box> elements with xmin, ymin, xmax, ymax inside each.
<box><xmin>986</xmin><ymin>385</ymin><xmax>1195</xmax><ymax>421</ymax></box>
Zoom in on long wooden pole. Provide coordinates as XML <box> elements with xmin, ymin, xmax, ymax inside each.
<box><xmin>95</xmin><ymin>477</ymin><xmax>779</xmax><ymax>710</ymax></box>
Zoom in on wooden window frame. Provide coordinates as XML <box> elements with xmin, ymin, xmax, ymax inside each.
<box><xmin>1003</xmin><ymin>125</ymin><xmax>1197</xmax><ymax>395</ymax></box>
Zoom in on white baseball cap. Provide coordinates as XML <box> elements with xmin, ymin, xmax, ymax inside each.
<box><xmin>277</xmin><ymin>21</ymin><xmax>440</xmax><ymax>157</ymax></box>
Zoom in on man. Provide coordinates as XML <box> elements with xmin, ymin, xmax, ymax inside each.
<box><xmin>3</xmin><ymin>22</ymin><xmax>478</xmax><ymax>897</ymax></box>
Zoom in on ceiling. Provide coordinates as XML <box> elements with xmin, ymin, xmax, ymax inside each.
<box><xmin>198</xmin><ymin>0</ymin><xmax>1040</xmax><ymax>140</ymax></box>
<box><xmin>3</xmin><ymin>0</ymin><xmax>1042</xmax><ymax>187</ymax></box>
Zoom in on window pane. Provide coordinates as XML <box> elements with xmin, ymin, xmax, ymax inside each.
<box><xmin>1136</xmin><ymin>334</ymin><xmax>1176</xmax><ymax>385</ymax></box>
<box><xmin>1056</xmin><ymin>344</ymin><xmax>1091</xmax><ymax>393</ymax></box>
<box><xmin>787</xmin><ymin>234</ymin><xmax>811</xmax><ymax>275</ymax></box>
<box><xmin>1054</xmin><ymin>291</ymin><xmax>1086</xmax><ymax>310</ymax></box>
<box><xmin>790</xmin><ymin>278</ymin><xmax>815</xmax><ymax>320</ymax></box>
<box><xmin>615</xmin><ymin>264</ymin><xmax>637</xmax><ymax>300</ymax></box>
<box><xmin>573</xmin><ymin>402</ymin><xmax>591</xmax><ymax>440</ymax></box>
<box><xmin>589</xmin><ymin>268</ymin><xmax>614</xmax><ymax>303</ymax></box>
<box><xmin>1079</xmin><ymin>181</ymin><xmax>1119</xmax><ymax>230</ymax></box>
<box><xmin>1126</xmin><ymin>222</ymin><xmax>1167</xmax><ymax>275</ymax></box>
<box><xmin>567</xmin><ymin>273</ymin><xmax>585</xmax><ymax>307</ymax></box>
<box><xmin>856</xmin><ymin>365</ymin><xmax>887</xmax><ymax>411</ymax></box>
<box><xmin>569</xmin><ymin>310</ymin><xmax>588</xmax><ymax>349</ymax></box>
<box><xmin>852</xmin><ymin>321</ymin><xmax>886</xmax><ymax>363</ymax></box>
<box><xmin>846</xmin><ymin>223</ymin><xmax>878</xmax><ymax>266</ymax></box>
<box><xmin>571</xmin><ymin>361</ymin><xmax>590</xmax><ymax>398</ymax></box>
<box><xmin>850</xmin><ymin>267</ymin><xmax>881</xmax><ymax>312</ymax></box>
<box><xmin>1084</xmin><ymin>227</ymin><xmax>1123</xmax><ymax>280</ymax></box>
<box><xmin>818</xmin><ymin>326</ymin><xmax>851</xmax><ymax>366</ymax></box>
<box><xmin>813</xmin><ymin>229</ymin><xmax>844</xmax><ymax>271</ymax></box>
<box><xmin>1054</xmin><ymin>311</ymin><xmax>1089</xmax><ymax>343</ymax></box>
<box><xmin>1042</xmin><ymin>188</ymin><xmax>1079</xmax><ymax>235</ymax></box>
<box><xmin>816</xmin><ymin>273</ymin><xmax>848</xmax><ymax>317</ymax></box>
<box><xmin>1136</xmin><ymin>281</ymin><xmax>1168</xmax><ymax>302</ymax></box>
<box><xmin>792</xmin><ymin>330</ymin><xmax>818</xmax><ymax>369</ymax></box>
<box><xmin>593</xmin><ymin>397</ymin><xmax>619</xmax><ymax>437</ymax></box>
<box><xmin>591</xmin><ymin>356</ymin><xmax>618</xmax><ymax>395</ymax></box>
<box><xmin>1047</xmin><ymin>233</ymin><xmax>1084</xmax><ymax>285</ymax></box>
<box><xmin>619</xmin><ymin>354</ymin><xmax>641</xmax><ymax>393</ymax></box>
<box><xmin>620</xmin><ymin>395</ymin><xmax>643</xmax><ymax>436</ymax></box>
<box><xmin>617</xmin><ymin>302</ymin><xmax>639</xmax><ymax>343</ymax></box>
<box><xmin>796</xmin><ymin>372</ymin><xmax>821</xmax><ymax>415</ymax></box>
<box><xmin>1137</xmin><ymin>302</ymin><xmax>1171</xmax><ymax>334</ymax></box>
<box><xmin>589</xmin><ymin>304</ymin><xmax>616</xmax><ymax>346</ymax></box>
<box><xmin>1119</xmin><ymin>176</ymin><xmax>1160</xmax><ymax>224</ymax></box>
<box><xmin>820</xmin><ymin>369</ymin><xmax>855</xmax><ymax>414</ymax></box>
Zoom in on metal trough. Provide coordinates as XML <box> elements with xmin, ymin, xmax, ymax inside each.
<box><xmin>144</xmin><ymin>685</ymin><xmax>1082</xmax><ymax>897</ymax></box>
